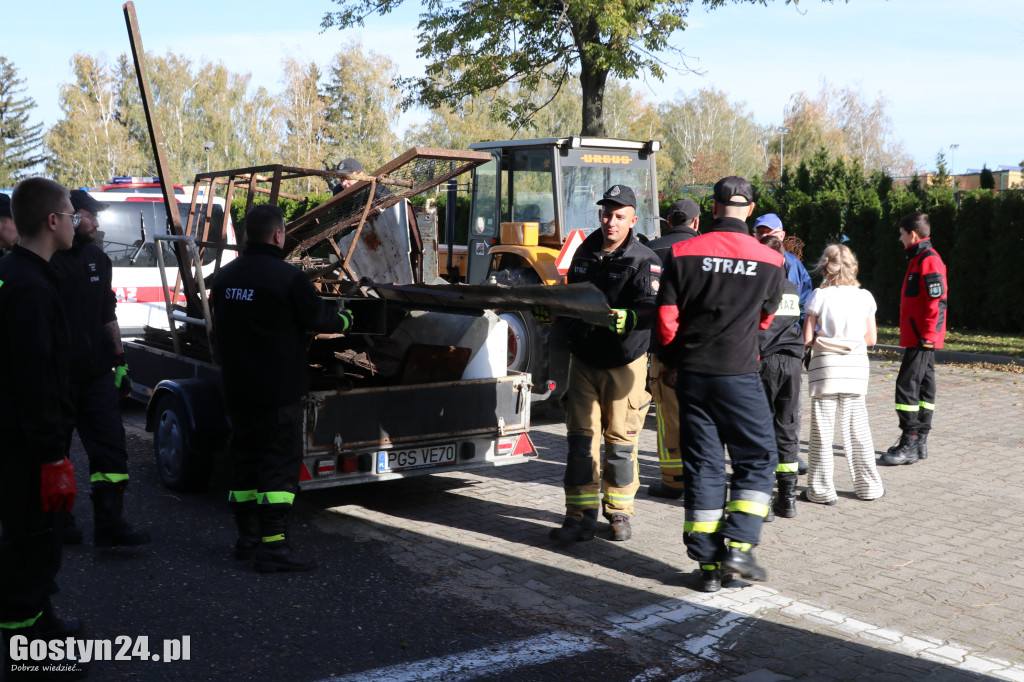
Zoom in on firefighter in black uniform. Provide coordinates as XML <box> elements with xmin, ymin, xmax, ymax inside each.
<box><xmin>757</xmin><ymin>235</ymin><xmax>804</xmax><ymax>519</ymax></box>
<box><xmin>882</xmin><ymin>211</ymin><xmax>948</xmax><ymax>465</ymax></box>
<box><xmin>52</xmin><ymin>189</ymin><xmax>150</xmax><ymax>547</ymax></box>
<box><xmin>540</xmin><ymin>184</ymin><xmax>660</xmax><ymax>543</ymax></box>
<box><xmin>644</xmin><ymin>197</ymin><xmax>700</xmax><ymax>500</ymax></box>
<box><xmin>212</xmin><ymin>204</ymin><xmax>353</xmax><ymax>573</ymax></box>
<box><xmin>0</xmin><ymin>178</ymin><xmax>82</xmax><ymax>668</ymax></box>
<box><xmin>656</xmin><ymin>176</ymin><xmax>785</xmax><ymax>592</ymax></box>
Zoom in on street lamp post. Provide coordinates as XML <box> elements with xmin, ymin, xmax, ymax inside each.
<box><xmin>203</xmin><ymin>141</ymin><xmax>214</xmax><ymax>174</ymax></box>
<box><xmin>949</xmin><ymin>144</ymin><xmax>959</xmax><ymax>193</ymax></box>
<box><xmin>777</xmin><ymin>126</ymin><xmax>790</xmax><ymax>181</ymax></box>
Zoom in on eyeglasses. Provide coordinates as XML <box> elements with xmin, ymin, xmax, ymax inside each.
<box><xmin>54</xmin><ymin>212</ymin><xmax>82</xmax><ymax>228</ymax></box>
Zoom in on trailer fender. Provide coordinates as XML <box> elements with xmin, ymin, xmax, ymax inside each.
<box><xmin>146</xmin><ymin>378</ymin><xmax>230</xmax><ymax>454</ymax></box>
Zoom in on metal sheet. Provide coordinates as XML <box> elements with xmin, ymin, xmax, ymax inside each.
<box><xmin>372</xmin><ymin>282</ymin><xmax>611</xmax><ymax>326</ymax></box>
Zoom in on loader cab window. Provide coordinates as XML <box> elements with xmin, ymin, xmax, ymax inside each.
<box><xmin>506</xmin><ymin>149</ymin><xmax>557</xmax><ymax>236</ymax></box>
<box><xmin>560</xmin><ymin>151</ymin><xmax>658</xmax><ymax>240</ymax></box>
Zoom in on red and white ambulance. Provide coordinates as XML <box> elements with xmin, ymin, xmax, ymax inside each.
<box><xmin>89</xmin><ymin>177</ymin><xmax>236</xmax><ymax>336</ymax></box>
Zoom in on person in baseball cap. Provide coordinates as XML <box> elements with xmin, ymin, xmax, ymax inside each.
<box><xmin>753</xmin><ymin>213</ymin><xmax>784</xmax><ymax>237</ymax></box>
<box><xmin>753</xmin><ymin>212</ymin><xmax>813</xmax><ymax>321</ymax></box>
<box><xmin>713</xmin><ymin>176</ymin><xmax>754</xmax><ymax>207</ymax></box>
<box><xmin>668</xmin><ymin>198</ymin><xmax>700</xmax><ymax>227</ymax></box>
<box><xmin>596</xmin><ymin>183</ymin><xmax>637</xmax><ymax>210</ymax></box>
<box><xmin>644</xmin><ymin>195</ymin><xmax>701</xmax><ymax>501</ymax></box>
<box><xmin>332</xmin><ymin>157</ymin><xmax>364</xmax><ymax>195</ymax></box>
<box><xmin>543</xmin><ymin>182</ymin><xmax>661</xmax><ymax>544</ymax></box>
<box><xmin>69</xmin><ymin>189</ymin><xmax>109</xmax><ymax>246</ymax></box>
<box><xmin>656</xmin><ymin>173</ymin><xmax>787</xmax><ymax>590</ymax></box>
<box><xmin>751</xmin><ymin>211</ymin><xmax>812</xmax><ymax>480</ymax></box>
<box><xmin>0</xmin><ymin>193</ymin><xmax>16</xmax><ymax>250</ymax></box>
<box><xmin>51</xmin><ymin>189</ymin><xmax>151</xmax><ymax>548</ymax></box>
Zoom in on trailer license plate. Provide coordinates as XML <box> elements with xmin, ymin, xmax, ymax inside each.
<box><xmin>376</xmin><ymin>443</ymin><xmax>457</xmax><ymax>473</ymax></box>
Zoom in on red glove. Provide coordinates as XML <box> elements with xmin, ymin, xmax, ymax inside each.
<box><xmin>40</xmin><ymin>457</ymin><xmax>77</xmax><ymax>512</ymax></box>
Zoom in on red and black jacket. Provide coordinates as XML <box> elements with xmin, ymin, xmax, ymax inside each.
<box><xmin>899</xmin><ymin>239</ymin><xmax>947</xmax><ymax>349</ymax></box>
<box><xmin>656</xmin><ymin>217</ymin><xmax>785</xmax><ymax>375</ymax></box>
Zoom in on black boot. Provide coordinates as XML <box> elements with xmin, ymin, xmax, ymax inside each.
<box><xmin>774</xmin><ymin>479</ymin><xmax>797</xmax><ymax>518</ymax></box>
<box><xmin>917</xmin><ymin>433</ymin><xmax>929</xmax><ymax>460</ymax></box>
<box><xmin>254</xmin><ymin>507</ymin><xmax>316</xmax><ymax>573</ymax></box>
<box><xmin>231</xmin><ymin>501</ymin><xmax>261</xmax><ymax>560</ymax></box>
<box><xmin>797</xmin><ymin>456</ymin><xmax>808</xmax><ymax>476</ymax></box>
<box><xmin>92</xmin><ymin>483</ymin><xmax>151</xmax><ymax>548</ymax></box>
<box><xmin>549</xmin><ymin>508</ymin><xmax>598</xmax><ymax>543</ymax></box>
<box><xmin>722</xmin><ymin>542</ymin><xmax>767</xmax><ymax>582</ymax></box>
<box><xmin>700</xmin><ymin>563</ymin><xmax>722</xmax><ymax>592</ymax></box>
<box><xmin>882</xmin><ymin>434</ymin><xmax>919</xmax><ymax>466</ymax></box>
<box><xmin>764</xmin><ymin>492</ymin><xmax>775</xmax><ymax>523</ymax></box>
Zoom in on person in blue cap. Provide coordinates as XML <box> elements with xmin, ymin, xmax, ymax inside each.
<box><xmin>754</xmin><ymin>213</ymin><xmax>812</xmax><ymax>478</ymax></box>
<box><xmin>753</xmin><ymin>214</ymin><xmax>812</xmax><ymax>315</ymax></box>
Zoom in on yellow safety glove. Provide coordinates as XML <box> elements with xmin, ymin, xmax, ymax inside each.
<box><xmin>608</xmin><ymin>309</ymin><xmax>637</xmax><ymax>335</ymax></box>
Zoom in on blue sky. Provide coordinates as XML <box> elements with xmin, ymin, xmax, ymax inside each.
<box><xmin>4</xmin><ymin>0</ymin><xmax>1023</xmax><ymax>174</ymax></box>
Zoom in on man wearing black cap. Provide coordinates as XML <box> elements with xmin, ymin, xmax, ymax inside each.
<box><xmin>644</xmin><ymin>198</ymin><xmax>701</xmax><ymax>500</ymax></box>
<box><xmin>51</xmin><ymin>189</ymin><xmax>150</xmax><ymax>548</ymax></box>
<box><xmin>541</xmin><ymin>184</ymin><xmax>661</xmax><ymax>543</ymax></box>
<box><xmin>656</xmin><ymin>176</ymin><xmax>785</xmax><ymax>591</ymax></box>
<box><xmin>0</xmin><ymin>193</ymin><xmax>17</xmax><ymax>251</ymax></box>
<box><xmin>333</xmin><ymin>157</ymin><xmax>364</xmax><ymax>194</ymax></box>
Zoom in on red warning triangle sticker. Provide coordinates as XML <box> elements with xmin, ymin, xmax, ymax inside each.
<box><xmin>555</xmin><ymin>230</ymin><xmax>586</xmax><ymax>276</ymax></box>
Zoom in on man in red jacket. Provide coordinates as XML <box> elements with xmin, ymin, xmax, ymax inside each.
<box><xmin>882</xmin><ymin>212</ymin><xmax>948</xmax><ymax>466</ymax></box>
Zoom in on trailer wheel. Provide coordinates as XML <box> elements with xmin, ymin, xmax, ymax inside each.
<box><xmin>493</xmin><ymin>268</ymin><xmax>551</xmax><ymax>395</ymax></box>
<box><xmin>153</xmin><ymin>394</ymin><xmax>210</xmax><ymax>492</ymax></box>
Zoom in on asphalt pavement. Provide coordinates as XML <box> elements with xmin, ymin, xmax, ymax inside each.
<box><xmin>28</xmin><ymin>357</ymin><xmax>1024</xmax><ymax>681</ymax></box>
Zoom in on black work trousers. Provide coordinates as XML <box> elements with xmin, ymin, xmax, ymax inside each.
<box><xmin>895</xmin><ymin>348</ymin><xmax>935</xmax><ymax>436</ymax></box>
<box><xmin>759</xmin><ymin>354</ymin><xmax>803</xmax><ymax>485</ymax></box>
<box><xmin>676</xmin><ymin>371</ymin><xmax>777</xmax><ymax>564</ymax></box>
<box><xmin>0</xmin><ymin>450</ymin><xmax>63</xmax><ymax>629</ymax></box>
<box><xmin>70</xmin><ymin>371</ymin><xmax>129</xmax><ymax>486</ymax></box>
<box><xmin>227</xmin><ymin>403</ymin><xmax>304</xmax><ymax>510</ymax></box>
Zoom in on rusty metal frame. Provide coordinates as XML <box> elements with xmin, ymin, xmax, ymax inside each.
<box><xmin>124</xmin><ymin>2</ymin><xmax>202</xmax><ymax>322</ymax></box>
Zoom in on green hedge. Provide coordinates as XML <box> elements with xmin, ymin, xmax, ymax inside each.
<box><xmin>659</xmin><ymin>148</ymin><xmax>1024</xmax><ymax>332</ymax></box>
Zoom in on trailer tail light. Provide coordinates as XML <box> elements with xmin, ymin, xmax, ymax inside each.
<box><xmin>546</xmin><ymin>380</ymin><xmax>557</xmax><ymax>392</ymax></box>
<box><xmin>340</xmin><ymin>455</ymin><xmax>359</xmax><ymax>473</ymax></box>
<box><xmin>497</xmin><ymin>433</ymin><xmax>537</xmax><ymax>458</ymax></box>
<box><xmin>299</xmin><ymin>462</ymin><xmax>313</xmax><ymax>482</ymax></box>
<box><xmin>316</xmin><ymin>458</ymin><xmax>336</xmax><ymax>477</ymax></box>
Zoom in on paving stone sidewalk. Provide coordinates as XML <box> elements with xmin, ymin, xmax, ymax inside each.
<box><xmin>311</xmin><ymin>359</ymin><xmax>1024</xmax><ymax>681</ymax></box>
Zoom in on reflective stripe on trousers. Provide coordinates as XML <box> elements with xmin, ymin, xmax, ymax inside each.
<box><xmin>560</xmin><ymin>354</ymin><xmax>650</xmax><ymax>519</ymax></box>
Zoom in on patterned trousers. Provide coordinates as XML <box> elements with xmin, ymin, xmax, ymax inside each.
<box><xmin>807</xmin><ymin>394</ymin><xmax>885</xmax><ymax>502</ymax></box>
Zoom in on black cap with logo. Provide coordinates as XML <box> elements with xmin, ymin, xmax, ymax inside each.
<box><xmin>596</xmin><ymin>184</ymin><xmax>637</xmax><ymax>210</ymax></box>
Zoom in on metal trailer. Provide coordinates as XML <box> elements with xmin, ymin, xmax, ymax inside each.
<box><xmin>122</xmin><ymin>197</ymin><xmax>537</xmax><ymax>493</ymax></box>
<box><xmin>120</xmin><ymin>2</ymin><xmax>536</xmax><ymax>493</ymax></box>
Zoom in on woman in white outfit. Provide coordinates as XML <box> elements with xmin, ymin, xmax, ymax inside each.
<box><xmin>802</xmin><ymin>244</ymin><xmax>885</xmax><ymax>504</ymax></box>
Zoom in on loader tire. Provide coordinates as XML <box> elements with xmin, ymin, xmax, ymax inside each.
<box><xmin>492</xmin><ymin>268</ymin><xmax>552</xmax><ymax>397</ymax></box>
